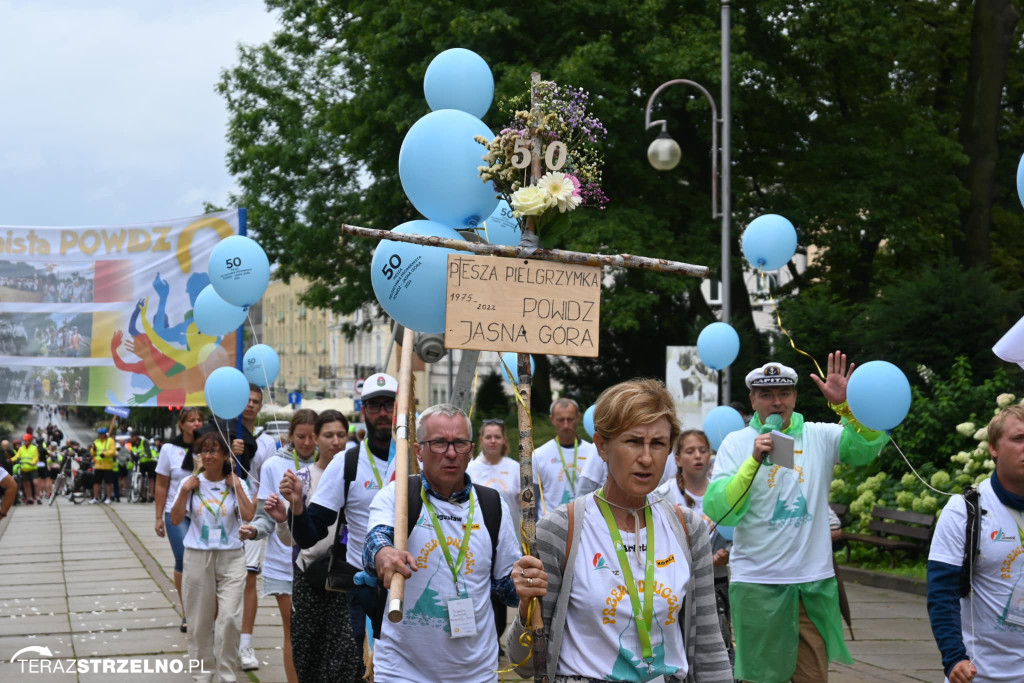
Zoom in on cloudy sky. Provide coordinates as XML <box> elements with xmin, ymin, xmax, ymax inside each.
<box><xmin>0</xmin><ymin>1</ymin><xmax>279</xmax><ymax>227</ymax></box>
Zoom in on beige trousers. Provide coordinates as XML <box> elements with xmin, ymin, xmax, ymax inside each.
<box><xmin>183</xmin><ymin>547</ymin><xmax>246</xmax><ymax>682</ymax></box>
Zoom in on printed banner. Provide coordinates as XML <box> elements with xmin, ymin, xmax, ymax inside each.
<box><xmin>665</xmin><ymin>346</ymin><xmax>719</xmax><ymax>430</ymax></box>
<box><xmin>0</xmin><ymin>211</ymin><xmax>241</xmax><ymax>406</ymax></box>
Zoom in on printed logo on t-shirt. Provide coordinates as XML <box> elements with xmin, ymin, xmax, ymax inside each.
<box><xmin>991</xmin><ymin>528</ymin><xmax>1018</xmax><ymax>542</ymax></box>
<box><xmin>656</xmin><ymin>555</ymin><xmax>676</xmax><ymax>568</ymax></box>
<box><xmin>363</xmin><ymin>479</ymin><xmax>381</xmax><ymax>490</ymax></box>
<box><xmin>593</xmin><ymin>553</ymin><xmax>610</xmax><ymax>571</ymax></box>
<box><xmin>407</xmin><ymin>534</ymin><xmax>477</xmax><ymax>634</ymax></box>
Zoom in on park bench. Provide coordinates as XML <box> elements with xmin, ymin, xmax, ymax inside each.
<box><xmin>840</xmin><ymin>506</ymin><xmax>936</xmax><ymax>567</ymax></box>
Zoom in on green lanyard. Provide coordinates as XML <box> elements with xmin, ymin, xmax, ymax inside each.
<box><xmin>596</xmin><ymin>489</ymin><xmax>656</xmax><ymax>668</ymax></box>
<box><xmin>293</xmin><ymin>447</ymin><xmax>318</xmax><ymax>471</ymax></box>
<box><xmin>365</xmin><ymin>440</ymin><xmax>383</xmax><ymax>489</ymax></box>
<box><xmin>194</xmin><ymin>481</ymin><xmax>231</xmax><ymax>518</ymax></box>
<box><xmin>557</xmin><ymin>439</ymin><xmax>579</xmax><ymax>494</ymax></box>
<box><xmin>420</xmin><ymin>486</ymin><xmax>476</xmax><ymax>590</ymax></box>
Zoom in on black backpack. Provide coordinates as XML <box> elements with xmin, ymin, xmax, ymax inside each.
<box><xmin>959</xmin><ymin>486</ymin><xmax>984</xmax><ymax>598</ymax></box>
<box><xmin>369</xmin><ymin>474</ymin><xmax>502</xmax><ymax>638</ymax></box>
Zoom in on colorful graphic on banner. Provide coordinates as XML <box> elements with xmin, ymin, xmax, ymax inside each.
<box><xmin>0</xmin><ymin>211</ymin><xmax>241</xmax><ymax>406</ymax></box>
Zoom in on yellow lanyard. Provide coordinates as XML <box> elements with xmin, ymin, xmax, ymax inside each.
<box><xmin>556</xmin><ymin>439</ymin><xmax>579</xmax><ymax>494</ymax></box>
<box><xmin>364</xmin><ymin>439</ymin><xmax>383</xmax><ymax>489</ymax></box>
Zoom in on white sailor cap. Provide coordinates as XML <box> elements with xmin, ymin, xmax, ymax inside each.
<box><xmin>745</xmin><ymin>362</ymin><xmax>798</xmax><ymax>388</ymax></box>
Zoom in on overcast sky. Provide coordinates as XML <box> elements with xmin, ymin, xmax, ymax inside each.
<box><xmin>0</xmin><ymin>1</ymin><xmax>279</xmax><ymax>227</ymax></box>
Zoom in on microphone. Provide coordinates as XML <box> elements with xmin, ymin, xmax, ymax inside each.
<box><xmin>759</xmin><ymin>413</ymin><xmax>783</xmax><ymax>434</ymax></box>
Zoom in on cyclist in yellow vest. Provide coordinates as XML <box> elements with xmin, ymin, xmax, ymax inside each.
<box><xmin>14</xmin><ymin>434</ymin><xmax>40</xmax><ymax>504</ymax></box>
<box><xmin>90</xmin><ymin>427</ymin><xmax>117</xmax><ymax>504</ymax></box>
<box><xmin>132</xmin><ymin>432</ymin><xmax>158</xmax><ymax>503</ymax></box>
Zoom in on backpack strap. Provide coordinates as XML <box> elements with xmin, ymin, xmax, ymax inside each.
<box><xmin>338</xmin><ymin>446</ymin><xmax>360</xmax><ymax>528</ymax></box>
<box><xmin>406</xmin><ymin>474</ymin><xmax>424</xmax><ymax>537</ymax></box>
<box><xmin>960</xmin><ymin>486</ymin><xmax>982</xmax><ymax>598</ymax></box>
<box><xmin>473</xmin><ymin>484</ymin><xmax>502</xmax><ymax>578</ymax></box>
<box><xmin>563</xmin><ymin>498</ymin><xmax>576</xmax><ymax>573</ymax></box>
<box><xmin>673</xmin><ymin>504</ymin><xmax>691</xmax><ymax>545</ymax></box>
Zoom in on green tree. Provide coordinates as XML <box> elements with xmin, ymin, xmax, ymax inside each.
<box><xmin>219</xmin><ymin>1</ymin><xmax>1024</xmax><ymax>401</ymax></box>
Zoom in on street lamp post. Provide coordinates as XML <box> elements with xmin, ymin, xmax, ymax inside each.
<box><xmin>644</xmin><ymin>0</ymin><xmax>731</xmax><ymax>404</ymax></box>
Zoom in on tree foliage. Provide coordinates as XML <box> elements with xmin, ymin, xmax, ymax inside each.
<box><xmin>219</xmin><ymin>1</ymin><xmax>1024</xmax><ymax>438</ymax></box>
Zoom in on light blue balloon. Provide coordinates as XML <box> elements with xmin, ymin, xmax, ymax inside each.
<box><xmin>424</xmin><ymin>48</ymin><xmax>494</xmax><ymax>119</ymax></box>
<box><xmin>399</xmin><ymin>109</ymin><xmax>499</xmax><ymax>229</ymax></box>
<box><xmin>243</xmin><ymin>344</ymin><xmax>280</xmax><ymax>388</ymax></box>
<box><xmin>371</xmin><ymin>220</ymin><xmax>462</xmax><ymax>333</ymax></box>
<box><xmin>479</xmin><ymin>200</ymin><xmax>522</xmax><ymax>246</ymax></box>
<box><xmin>741</xmin><ymin>214</ymin><xmax>798</xmax><ymax>271</ymax></box>
<box><xmin>716</xmin><ymin>525</ymin><xmax>735</xmax><ymax>541</ymax></box>
<box><xmin>847</xmin><ymin>360</ymin><xmax>912</xmax><ymax>431</ymax></box>
<box><xmin>208</xmin><ymin>235</ymin><xmax>270</xmax><ymax>308</ymax></box>
<box><xmin>703</xmin><ymin>406</ymin><xmax>746</xmax><ymax>451</ymax></box>
<box><xmin>193</xmin><ymin>285</ymin><xmax>247</xmax><ymax>337</ymax></box>
<box><xmin>500</xmin><ymin>352</ymin><xmax>535</xmax><ymax>386</ymax></box>
<box><xmin>1017</xmin><ymin>153</ymin><xmax>1024</xmax><ymax>210</ymax></box>
<box><xmin>204</xmin><ymin>366</ymin><xmax>250</xmax><ymax>419</ymax></box>
<box><xmin>583</xmin><ymin>405</ymin><xmax>596</xmax><ymax>438</ymax></box>
<box><xmin>696</xmin><ymin>322</ymin><xmax>740</xmax><ymax>370</ymax></box>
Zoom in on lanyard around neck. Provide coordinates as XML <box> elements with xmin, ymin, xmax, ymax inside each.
<box><xmin>1006</xmin><ymin>508</ymin><xmax>1024</xmax><ymax>549</ymax></box>
<box><xmin>596</xmin><ymin>489</ymin><xmax>656</xmax><ymax>666</ymax></box>
<box><xmin>364</xmin><ymin>439</ymin><xmax>383</xmax><ymax>488</ymax></box>
<box><xmin>194</xmin><ymin>480</ymin><xmax>231</xmax><ymax>518</ymax></box>
<box><xmin>293</xmin><ymin>448</ymin><xmax>317</xmax><ymax>471</ymax></box>
<box><xmin>557</xmin><ymin>438</ymin><xmax>579</xmax><ymax>493</ymax></box>
<box><xmin>420</xmin><ymin>485</ymin><xmax>475</xmax><ymax>590</ymax></box>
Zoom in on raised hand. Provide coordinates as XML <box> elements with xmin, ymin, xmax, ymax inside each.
<box><xmin>152</xmin><ymin>273</ymin><xmax>169</xmax><ymax>299</ymax></box>
<box><xmin>810</xmin><ymin>350</ymin><xmax>855</xmax><ymax>405</ymax></box>
<box><xmin>265</xmin><ymin>493</ymin><xmax>287</xmax><ymax>523</ymax></box>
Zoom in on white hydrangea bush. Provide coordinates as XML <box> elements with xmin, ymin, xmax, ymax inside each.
<box><xmin>831</xmin><ymin>393</ymin><xmax>1013</xmax><ymax>532</ymax></box>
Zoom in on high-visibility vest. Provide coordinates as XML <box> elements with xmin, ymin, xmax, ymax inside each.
<box><xmin>15</xmin><ymin>444</ymin><xmax>39</xmax><ymax>468</ymax></box>
<box><xmin>134</xmin><ymin>438</ymin><xmax>156</xmax><ymax>464</ymax></box>
<box><xmin>92</xmin><ymin>438</ymin><xmax>116</xmax><ymax>471</ymax></box>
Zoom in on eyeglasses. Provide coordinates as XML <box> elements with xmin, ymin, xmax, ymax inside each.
<box><xmin>364</xmin><ymin>400</ymin><xmax>395</xmax><ymax>415</ymax></box>
<box><xmin>482</xmin><ymin>418</ymin><xmax>504</xmax><ymax>426</ymax></box>
<box><xmin>421</xmin><ymin>439</ymin><xmax>475</xmax><ymax>455</ymax></box>
<box><xmin>199</xmin><ymin>448</ymin><xmax>224</xmax><ymax>456</ymax></box>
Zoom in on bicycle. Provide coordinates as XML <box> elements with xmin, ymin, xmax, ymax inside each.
<box><xmin>49</xmin><ymin>453</ymin><xmax>86</xmax><ymax>505</ymax></box>
<box><xmin>127</xmin><ymin>453</ymin><xmax>145</xmax><ymax>503</ymax></box>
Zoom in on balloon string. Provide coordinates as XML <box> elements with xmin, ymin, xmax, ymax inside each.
<box><xmin>467</xmin><ymin>369</ymin><xmax>480</xmax><ymax>420</ymax></box>
<box><xmin>499</xmin><ymin>355</ymin><xmax>544</xmax><ymax>516</ymax></box>
<box><xmin>759</xmin><ymin>268</ymin><xmax>825</xmax><ymax>377</ymax></box>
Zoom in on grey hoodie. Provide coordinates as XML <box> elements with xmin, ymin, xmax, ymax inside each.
<box><xmin>250</xmin><ymin>446</ymin><xmax>316</xmax><ymax>540</ymax></box>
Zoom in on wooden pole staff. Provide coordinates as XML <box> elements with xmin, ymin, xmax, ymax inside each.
<box><xmin>521</xmin><ymin>70</ymin><xmax>548</xmax><ymax>683</ymax></box>
<box><xmin>338</xmin><ymin>224</ymin><xmax>708</xmax><ymax>278</ymax></box>
<box><xmin>387</xmin><ymin>327</ymin><xmax>416</xmax><ymax>622</ymax></box>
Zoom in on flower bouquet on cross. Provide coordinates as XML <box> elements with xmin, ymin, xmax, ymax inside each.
<box><xmin>475</xmin><ymin>80</ymin><xmax>607</xmax><ymax>243</ymax></box>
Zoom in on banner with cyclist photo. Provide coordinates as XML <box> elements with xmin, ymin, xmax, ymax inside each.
<box><xmin>665</xmin><ymin>345</ymin><xmax>719</xmax><ymax>429</ymax></box>
<box><xmin>0</xmin><ymin>210</ymin><xmax>242</xmax><ymax>406</ymax></box>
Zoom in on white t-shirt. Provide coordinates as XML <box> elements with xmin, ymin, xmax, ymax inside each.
<box><xmin>259</xmin><ymin>453</ymin><xmax>316</xmax><ymax>581</ymax></box>
<box><xmin>534</xmin><ymin>438</ymin><xmax>596</xmax><ymax>517</ymax></box>
<box><xmin>177</xmin><ymin>474</ymin><xmax>252</xmax><ymax>551</ymax></box>
<box><xmin>368</xmin><ymin>480</ymin><xmax>520</xmax><ymax>683</ymax></box>
<box><xmin>156</xmin><ymin>442</ymin><xmax>190</xmax><ymax>515</ymax></box>
<box><xmin>0</xmin><ymin>466</ymin><xmax>9</xmax><ymax>482</ymax></box>
<box><xmin>709</xmin><ymin>422</ymin><xmax>839</xmax><ymax>584</ymax></box>
<box><xmin>929</xmin><ymin>478</ymin><xmax>1024</xmax><ymax>683</ymax></box>
<box><xmin>247</xmin><ymin>433</ymin><xmax>277</xmax><ymax>489</ymax></box>
<box><xmin>558</xmin><ymin>497</ymin><xmax>690</xmax><ymax>681</ymax></box>
<box><xmin>310</xmin><ymin>439</ymin><xmax>397</xmax><ymax>568</ymax></box>
<box><xmin>467</xmin><ymin>454</ymin><xmax>521</xmax><ymax>530</ymax></box>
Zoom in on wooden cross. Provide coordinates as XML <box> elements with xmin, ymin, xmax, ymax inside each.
<box><xmin>344</xmin><ymin>72</ymin><xmax>708</xmax><ymax>683</ymax></box>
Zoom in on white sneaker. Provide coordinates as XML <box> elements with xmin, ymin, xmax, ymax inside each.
<box><xmin>239</xmin><ymin>646</ymin><xmax>259</xmax><ymax>670</ymax></box>
<box><xmin>103</xmin><ymin>498</ymin><xmax>112</xmax><ymax>504</ymax></box>
<box><xmin>88</xmin><ymin>498</ymin><xmax>99</xmax><ymax>504</ymax></box>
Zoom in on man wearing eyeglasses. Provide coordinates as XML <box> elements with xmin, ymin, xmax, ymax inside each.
<box><xmin>364</xmin><ymin>403</ymin><xmax>521</xmax><ymax>682</ymax></box>
<box><xmin>289</xmin><ymin>372</ymin><xmax>399</xmax><ymax>650</ymax></box>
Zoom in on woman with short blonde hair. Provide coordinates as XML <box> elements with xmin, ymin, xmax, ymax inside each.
<box><xmin>507</xmin><ymin>378</ymin><xmax>731</xmax><ymax>682</ymax></box>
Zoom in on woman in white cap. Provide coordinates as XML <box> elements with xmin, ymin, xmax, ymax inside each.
<box><xmin>507</xmin><ymin>378</ymin><xmax>732</xmax><ymax>682</ymax></box>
